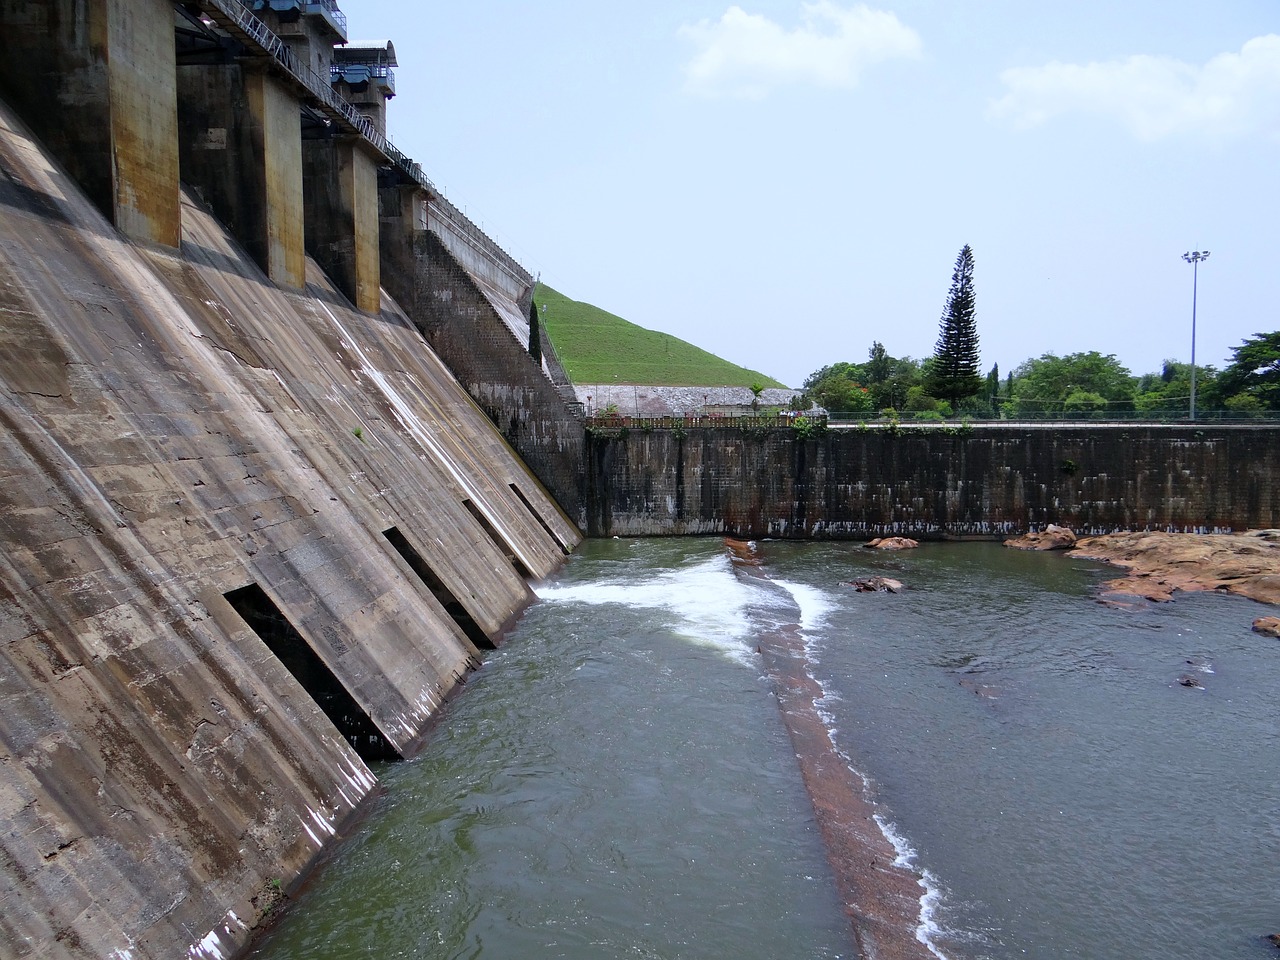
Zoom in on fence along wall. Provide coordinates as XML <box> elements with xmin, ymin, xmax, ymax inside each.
<box><xmin>584</xmin><ymin>425</ymin><xmax>1280</xmax><ymax>538</ymax></box>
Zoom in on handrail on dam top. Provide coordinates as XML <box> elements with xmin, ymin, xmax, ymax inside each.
<box><xmin>199</xmin><ymin>0</ymin><xmax>435</xmax><ymax>192</ymax></box>
<box><xmin>190</xmin><ymin>0</ymin><xmax>534</xmax><ymax>284</ymax></box>
<box><xmin>584</xmin><ymin>411</ymin><xmax>1280</xmax><ymax>433</ymax></box>
<box><xmin>302</xmin><ymin>0</ymin><xmax>346</xmax><ymax>38</ymax></box>
<box><xmin>586</xmin><ymin>413</ymin><xmax>812</xmax><ymax>431</ymax></box>
<box><xmin>824</xmin><ymin>411</ymin><xmax>1280</xmax><ymax>427</ymax></box>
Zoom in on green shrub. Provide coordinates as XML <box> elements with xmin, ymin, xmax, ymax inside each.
<box><xmin>793</xmin><ymin>415</ymin><xmax>827</xmax><ymax>440</ymax></box>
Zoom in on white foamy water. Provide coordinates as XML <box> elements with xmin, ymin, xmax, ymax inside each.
<box><xmin>251</xmin><ymin>539</ymin><xmax>1279</xmax><ymax>960</ymax></box>
<box><xmin>772</xmin><ymin>578</ymin><xmax>835</xmax><ymax>633</ymax></box>
<box><xmin>767</xmin><ymin>574</ymin><xmax>954</xmax><ymax>960</ymax></box>
<box><xmin>874</xmin><ymin>814</ymin><xmax>955</xmax><ymax>960</ymax></box>
<box><xmin>535</xmin><ymin>553</ymin><xmax>762</xmax><ymax>663</ymax></box>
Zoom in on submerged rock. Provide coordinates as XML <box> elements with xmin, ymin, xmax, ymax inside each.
<box><xmin>1097</xmin><ymin>575</ymin><xmax>1178</xmax><ymax>603</ymax></box>
<box><xmin>724</xmin><ymin>537</ymin><xmax>762</xmax><ymax>565</ymax></box>
<box><xmin>866</xmin><ymin>537</ymin><xmax>919</xmax><ymax>550</ymax></box>
<box><xmin>1004</xmin><ymin>524</ymin><xmax>1077</xmax><ymax>551</ymax></box>
<box><xmin>846</xmin><ymin>576</ymin><xmax>904</xmax><ymax>593</ymax></box>
<box><xmin>1252</xmin><ymin>617</ymin><xmax>1280</xmax><ymax>638</ymax></box>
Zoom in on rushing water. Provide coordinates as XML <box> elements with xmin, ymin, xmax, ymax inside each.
<box><xmin>250</xmin><ymin>539</ymin><xmax>1280</xmax><ymax>960</ymax></box>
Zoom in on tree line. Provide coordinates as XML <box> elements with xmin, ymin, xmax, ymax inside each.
<box><xmin>802</xmin><ymin>245</ymin><xmax>1280</xmax><ymax>418</ymax></box>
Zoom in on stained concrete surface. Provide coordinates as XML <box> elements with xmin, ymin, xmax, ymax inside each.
<box><xmin>585</xmin><ymin>424</ymin><xmax>1280</xmax><ymax>538</ymax></box>
<box><xmin>0</xmin><ymin>95</ymin><xmax>578</xmax><ymax>960</ymax></box>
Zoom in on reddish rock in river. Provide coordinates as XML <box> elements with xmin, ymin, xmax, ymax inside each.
<box><xmin>1070</xmin><ymin>531</ymin><xmax>1280</xmax><ymax>605</ymax></box>
<box><xmin>866</xmin><ymin>537</ymin><xmax>919</xmax><ymax>550</ymax></box>
<box><xmin>1004</xmin><ymin>524</ymin><xmax>1077</xmax><ymax>551</ymax></box>
<box><xmin>1252</xmin><ymin>616</ymin><xmax>1280</xmax><ymax>637</ymax></box>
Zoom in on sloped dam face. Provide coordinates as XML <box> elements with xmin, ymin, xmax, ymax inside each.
<box><xmin>0</xmin><ymin>96</ymin><xmax>578</xmax><ymax>960</ymax></box>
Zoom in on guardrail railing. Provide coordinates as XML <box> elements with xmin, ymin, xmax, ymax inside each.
<box><xmin>201</xmin><ymin>0</ymin><xmax>434</xmax><ymax>191</ymax></box>
<box><xmin>303</xmin><ymin>0</ymin><xmax>346</xmax><ymax>39</ymax></box>
<box><xmin>195</xmin><ymin>0</ymin><xmax>539</xmax><ymax>289</ymax></box>
<box><xmin>581</xmin><ymin>411</ymin><xmax>1280</xmax><ymax>431</ymax></box>
<box><xmin>585</xmin><ymin>414</ymin><xmax>808</xmax><ymax>430</ymax></box>
<box><xmin>825</xmin><ymin>411</ymin><xmax>1280</xmax><ymax>424</ymax></box>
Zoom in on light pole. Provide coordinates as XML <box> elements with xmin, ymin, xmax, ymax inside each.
<box><xmin>1181</xmin><ymin>250</ymin><xmax>1210</xmax><ymax>421</ymax></box>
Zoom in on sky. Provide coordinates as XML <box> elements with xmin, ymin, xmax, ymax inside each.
<box><xmin>350</xmin><ymin>1</ymin><xmax>1278</xmax><ymax>388</ymax></box>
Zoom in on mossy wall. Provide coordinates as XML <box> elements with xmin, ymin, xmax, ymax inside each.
<box><xmin>585</xmin><ymin>425</ymin><xmax>1280</xmax><ymax>538</ymax></box>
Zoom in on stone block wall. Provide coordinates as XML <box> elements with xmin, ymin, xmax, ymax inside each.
<box><xmin>379</xmin><ymin>208</ymin><xmax>587</xmax><ymax>526</ymax></box>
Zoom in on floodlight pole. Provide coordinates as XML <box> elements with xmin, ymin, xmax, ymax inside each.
<box><xmin>1181</xmin><ymin>250</ymin><xmax>1210</xmax><ymax>421</ymax></box>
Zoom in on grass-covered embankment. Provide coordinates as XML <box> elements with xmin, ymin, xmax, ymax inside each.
<box><xmin>534</xmin><ymin>284</ymin><xmax>785</xmax><ymax>388</ymax></box>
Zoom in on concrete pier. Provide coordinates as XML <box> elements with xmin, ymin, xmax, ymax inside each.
<box><xmin>303</xmin><ymin>136</ymin><xmax>381</xmax><ymax>311</ymax></box>
<box><xmin>178</xmin><ymin>62</ymin><xmax>307</xmax><ymax>288</ymax></box>
<box><xmin>0</xmin><ymin>0</ymin><xmax>181</xmax><ymax>247</ymax></box>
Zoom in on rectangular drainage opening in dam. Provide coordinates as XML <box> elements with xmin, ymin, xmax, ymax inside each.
<box><xmin>508</xmin><ymin>482</ymin><xmax>571</xmax><ymax>555</ymax></box>
<box><xmin>382</xmin><ymin>527</ymin><xmax>495</xmax><ymax>651</ymax></box>
<box><xmin>224</xmin><ymin>584</ymin><xmax>401</xmax><ymax>762</ymax></box>
<box><xmin>462</xmin><ymin>498</ymin><xmax>533</xmax><ymax>579</ymax></box>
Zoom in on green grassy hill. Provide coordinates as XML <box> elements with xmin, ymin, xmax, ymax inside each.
<box><xmin>534</xmin><ymin>284</ymin><xmax>785</xmax><ymax>388</ymax></box>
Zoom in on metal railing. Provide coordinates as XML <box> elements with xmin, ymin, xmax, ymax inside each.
<box><xmin>303</xmin><ymin>0</ymin><xmax>346</xmax><ymax>39</ymax></box>
<box><xmin>825</xmin><ymin>410</ymin><xmax>1280</xmax><ymax>425</ymax></box>
<box><xmin>585</xmin><ymin>413</ymin><xmax>807</xmax><ymax>430</ymax></box>
<box><xmin>330</xmin><ymin>63</ymin><xmax>396</xmax><ymax>95</ymax></box>
<box><xmin>581</xmin><ymin>410</ymin><xmax>1280</xmax><ymax>432</ymax></box>
<box><xmin>201</xmin><ymin>0</ymin><xmax>434</xmax><ymax>191</ymax></box>
<box><xmin>428</xmin><ymin>194</ymin><xmax>533</xmax><ymax>289</ymax></box>
<box><xmin>193</xmin><ymin>0</ymin><xmax>540</xmax><ymax>295</ymax></box>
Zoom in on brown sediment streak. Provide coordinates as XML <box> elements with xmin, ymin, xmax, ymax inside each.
<box><xmin>730</xmin><ymin>541</ymin><xmax>935</xmax><ymax>960</ymax></box>
<box><xmin>758</xmin><ymin>624</ymin><xmax>935</xmax><ymax>960</ymax></box>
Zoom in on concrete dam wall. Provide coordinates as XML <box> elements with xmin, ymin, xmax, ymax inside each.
<box><xmin>378</xmin><ymin>202</ymin><xmax>587</xmax><ymax>525</ymax></box>
<box><xmin>0</xmin><ymin>45</ymin><xmax>579</xmax><ymax>960</ymax></box>
<box><xmin>585</xmin><ymin>424</ymin><xmax>1280</xmax><ymax>538</ymax></box>
<box><xmin>5</xmin><ymin>2</ymin><xmax>1280</xmax><ymax>959</ymax></box>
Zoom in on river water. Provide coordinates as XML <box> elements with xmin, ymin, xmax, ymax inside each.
<box><xmin>250</xmin><ymin>539</ymin><xmax>1280</xmax><ymax>960</ymax></box>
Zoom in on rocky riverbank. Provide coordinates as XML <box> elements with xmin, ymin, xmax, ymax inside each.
<box><xmin>1009</xmin><ymin>529</ymin><xmax>1280</xmax><ymax>606</ymax></box>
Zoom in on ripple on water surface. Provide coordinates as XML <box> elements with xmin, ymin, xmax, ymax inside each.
<box><xmin>251</xmin><ymin>539</ymin><xmax>1280</xmax><ymax>960</ymax></box>
<box><xmin>251</xmin><ymin>538</ymin><xmax>851</xmax><ymax>960</ymax></box>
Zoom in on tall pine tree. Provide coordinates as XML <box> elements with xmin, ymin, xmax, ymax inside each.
<box><xmin>928</xmin><ymin>244</ymin><xmax>982</xmax><ymax>407</ymax></box>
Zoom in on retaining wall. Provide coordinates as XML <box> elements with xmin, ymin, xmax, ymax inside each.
<box><xmin>585</xmin><ymin>424</ymin><xmax>1280</xmax><ymax>538</ymax></box>
<box><xmin>398</xmin><ymin>227</ymin><xmax>587</xmax><ymax>524</ymax></box>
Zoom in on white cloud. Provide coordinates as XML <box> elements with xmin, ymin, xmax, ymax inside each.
<box><xmin>988</xmin><ymin>35</ymin><xmax>1280</xmax><ymax>140</ymax></box>
<box><xmin>678</xmin><ymin>2</ymin><xmax>922</xmax><ymax>99</ymax></box>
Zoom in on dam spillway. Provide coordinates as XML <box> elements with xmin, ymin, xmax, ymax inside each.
<box><xmin>0</xmin><ymin>11</ymin><xmax>581</xmax><ymax>954</ymax></box>
<box><xmin>5</xmin><ymin>2</ymin><xmax>1280</xmax><ymax>959</ymax></box>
